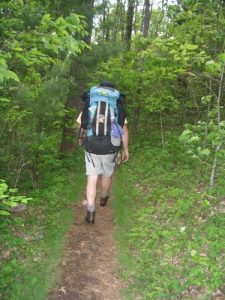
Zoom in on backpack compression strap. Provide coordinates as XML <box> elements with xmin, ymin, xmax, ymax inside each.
<box><xmin>104</xmin><ymin>103</ymin><xmax>109</xmax><ymax>136</ymax></box>
<box><xmin>95</xmin><ymin>101</ymin><xmax>111</xmax><ymax>136</ymax></box>
<box><xmin>96</xmin><ymin>101</ymin><xmax>101</xmax><ymax>136</ymax></box>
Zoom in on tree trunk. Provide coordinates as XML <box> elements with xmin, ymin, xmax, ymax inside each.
<box><xmin>209</xmin><ymin>62</ymin><xmax>225</xmax><ymax>188</ymax></box>
<box><xmin>113</xmin><ymin>0</ymin><xmax>121</xmax><ymax>41</ymax></box>
<box><xmin>59</xmin><ymin>69</ymin><xmax>85</xmax><ymax>153</ymax></box>
<box><xmin>102</xmin><ymin>0</ymin><xmax>107</xmax><ymax>41</ymax></box>
<box><xmin>59</xmin><ymin>0</ymin><xmax>94</xmax><ymax>153</ymax></box>
<box><xmin>120</xmin><ymin>1</ymin><xmax>127</xmax><ymax>41</ymax></box>
<box><xmin>133</xmin><ymin>0</ymin><xmax>139</xmax><ymax>34</ymax></box>
<box><xmin>143</xmin><ymin>0</ymin><xmax>152</xmax><ymax>37</ymax></box>
<box><xmin>125</xmin><ymin>0</ymin><xmax>135</xmax><ymax>50</ymax></box>
<box><xmin>105</xmin><ymin>6</ymin><xmax>110</xmax><ymax>41</ymax></box>
<box><xmin>160</xmin><ymin>111</ymin><xmax>165</xmax><ymax>149</ymax></box>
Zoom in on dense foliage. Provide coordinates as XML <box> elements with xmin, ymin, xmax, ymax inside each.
<box><xmin>114</xmin><ymin>138</ymin><xmax>225</xmax><ymax>299</ymax></box>
<box><xmin>91</xmin><ymin>0</ymin><xmax>225</xmax><ymax>188</ymax></box>
<box><xmin>0</xmin><ymin>0</ymin><xmax>86</xmax><ymax>189</ymax></box>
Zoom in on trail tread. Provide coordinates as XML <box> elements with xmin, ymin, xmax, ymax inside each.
<box><xmin>48</xmin><ymin>192</ymin><xmax>123</xmax><ymax>300</ymax></box>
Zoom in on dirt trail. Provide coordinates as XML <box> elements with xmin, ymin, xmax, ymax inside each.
<box><xmin>48</xmin><ymin>189</ymin><xmax>124</xmax><ymax>300</ymax></box>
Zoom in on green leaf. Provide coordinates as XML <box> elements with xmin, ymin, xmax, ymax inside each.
<box><xmin>201</xmin><ymin>199</ymin><xmax>210</xmax><ymax>207</ymax></box>
<box><xmin>21</xmin><ymin>199</ymin><xmax>28</xmax><ymax>204</ymax></box>
<box><xmin>179</xmin><ymin>130</ymin><xmax>190</xmax><ymax>141</ymax></box>
<box><xmin>190</xmin><ymin>249</ymin><xmax>197</xmax><ymax>256</ymax></box>
<box><xmin>205</xmin><ymin>60</ymin><xmax>221</xmax><ymax>73</ymax></box>
<box><xmin>184</xmin><ymin>44</ymin><xmax>198</xmax><ymax>50</ymax></box>
<box><xmin>24</xmin><ymin>197</ymin><xmax>32</xmax><ymax>201</ymax></box>
<box><xmin>0</xmin><ymin>182</ymin><xmax>8</xmax><ymax>192</ymax></box>
<box><xmin>6</xmin><ymin>201</ymin><xmax>18</xmax><ymax>207</ymax></box>
<box><xmin>9</xmin><ymin>188</ymin><xmax>18</xmax><ymax>193</ymax></box>
<box><xmin>201</xmin><ymin>95</ymin><xmax>212</xmax><ymax>104</ymax></box>
<box><xmin>66</xmin><ymin>36</ymin><xmax>80</xmax><ymax>54</ymax></box>
<box><xmin>0</xmin><ymin>68</ymin><xmax>20</xmax><ymax>82</ymax></box>
<box><xmin>189</xmin><ymin>136</ymin><xmax>200</xmax><ymax>142</ymax></box>
<box><xmin>218</xmin><ymin>53</ymin><xmax>225</xmax><ymax>62</ymax></box>
<box><xmin>0</xmin><ymin>210</ymin><xmax>10</xmax><ymax>216</ymax></box>
<box><xmin>0</xmin><ymin>98</ymin><xmax>11</xmax><ymax>103</ymax></box>
<box><xmin>182</xmin><ymin>129</ymin><xmax>191</xmax><ymax>135</ymax></box>
<box><xmin>200</xmin><ymin>149</ymin><xmax>211</xmax><ymax>156</ymax></box>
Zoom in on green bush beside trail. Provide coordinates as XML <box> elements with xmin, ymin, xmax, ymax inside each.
<box><xmin>113</xmin><ymin>137</ymin><xmax>225</xmax><ymax>300</ymax></box>
<box><xmin>0</xmin><ymin>152</ymin><xmax>85</xmax><ymax>300</ymax></box>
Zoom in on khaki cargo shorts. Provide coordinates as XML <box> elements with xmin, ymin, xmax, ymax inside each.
<box><xmin>85</xmin><ymin>151</ymin><xmax>117</xmax><ymax>177</ymax></box>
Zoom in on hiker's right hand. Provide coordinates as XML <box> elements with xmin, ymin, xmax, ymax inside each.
<box><xmin>122</xmin><ymin>149</ymin><xmax>129</xmax><ymax>162</ymax></box>
<box><xmin>116</xmin><ymin>152</ymin><xmax>122</xmax><ymax>165</ymax></box>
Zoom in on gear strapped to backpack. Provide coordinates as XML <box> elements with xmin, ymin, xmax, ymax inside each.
<box><xmin>80</xmin><ymin>85</ymin><xmax>126</xmax><ymax>155</ymax></box>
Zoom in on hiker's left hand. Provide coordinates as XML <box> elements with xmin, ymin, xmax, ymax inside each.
<box><xmin>122</xmin><ymin>149</ymin><xmax>129</xmax><ymax>162</ymax></box>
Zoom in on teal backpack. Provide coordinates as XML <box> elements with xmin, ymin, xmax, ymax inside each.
<box><xmin>81</xmin><ymin>85</ymin><xmax>125</xmax><ymax>155</ymax></box>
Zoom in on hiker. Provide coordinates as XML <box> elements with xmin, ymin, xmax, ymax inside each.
<box><xmin>77</xmin><ymin>81</ymin><xmax>129</xmax><ymax>224</ymax></box>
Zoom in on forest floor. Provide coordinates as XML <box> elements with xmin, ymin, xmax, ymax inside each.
<box><xmin>48</xmin><ymin>187</ymin><xmax>124</xmax><ymax>300</ymax></box>
<box><xmin>2</xmin><ymin>142</ymin><xmax>225</xmax><ymax>300</ymax></box>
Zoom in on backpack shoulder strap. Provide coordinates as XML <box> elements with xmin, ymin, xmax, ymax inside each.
<box><xmin>81</xmin><ymin>90</ymin><xmax>90</xmax><ymax>102</ymax></box>
<box><xmin>80</xmin><ymin>90</ymin><xmax>90</xmax><ymax>129</ymax></box>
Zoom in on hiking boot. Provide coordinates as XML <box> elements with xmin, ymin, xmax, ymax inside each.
<box><xmin>85</xmin><ymin>211</ymin><xmax>95</xmax><ymax>224</ymax></box>
<box><xmin>100</xmin><ymin>195</ymin><xmax>109</xmax><ymax>207</ymax></box>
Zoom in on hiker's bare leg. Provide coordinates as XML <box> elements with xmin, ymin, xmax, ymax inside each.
<box><xmin>86</xmin><ymin>175</ymin><xmax>98</xmax><ymax>206</ymax></box>
<box><xmin>99</xmin><ymin>175</ymin><xmax>112</xmax><ymax>206</ymax></box>
<box><xmin>101</xmin><ymin>175</ymin><xmax>112</xmax><ymax>196</ymax></box>
<box><xmin>85</xmin><ymin>175</ymin><xmax>97</xmax><ymax>223</ymax></box>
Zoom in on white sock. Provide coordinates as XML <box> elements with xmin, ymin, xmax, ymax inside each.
<box><xmin>87</xmin><ymin>204</ymin><xmax>95</xmax><ymax>213</ymax></box>
<box><xmin>101</xmin><ymin>192</ymin><xmax>109</xmax><ymax>198</ymax></box>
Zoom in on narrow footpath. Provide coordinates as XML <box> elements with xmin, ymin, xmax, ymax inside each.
<box><xmin>48</xmin><ymin>189</ymin><xmax>124</xmax><ymax>300</ymax></box>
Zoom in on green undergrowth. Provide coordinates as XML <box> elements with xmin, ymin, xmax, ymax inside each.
<box><xmin>0</xmin><ymin>151</ymin><xmax>85</xmax><ymax>300</ymax></box>
<box><xmin>113</xmin><ymin>136</ymin><xmax>225</xmax><ymax>300</ymax></box>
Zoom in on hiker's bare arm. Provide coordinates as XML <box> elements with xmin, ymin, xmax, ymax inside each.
<box><xmin>122</xmin><ymin>124</ymin><xmax>129</xmax><ymax>162</ymax></box>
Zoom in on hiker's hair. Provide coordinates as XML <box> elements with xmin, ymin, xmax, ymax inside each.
<box><xmin>99</xmin><ymin>81</ymin><xmax>115</xmax><ymax>88</ymax></box>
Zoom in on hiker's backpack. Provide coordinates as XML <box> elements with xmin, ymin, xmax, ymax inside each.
<box><xmin>80</xmin><ymin>85</ymin><xmax>126</xmax><ymax>155</ymax></box>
